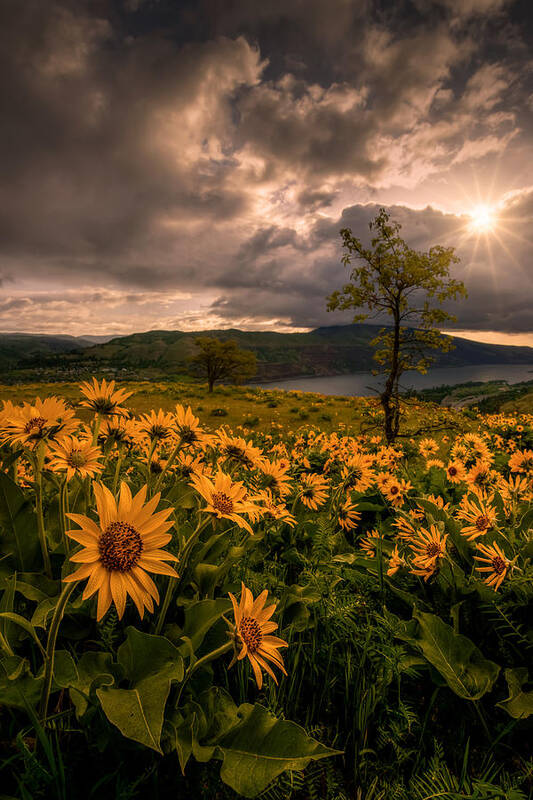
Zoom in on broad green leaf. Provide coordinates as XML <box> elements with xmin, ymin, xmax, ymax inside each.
<box><xmin>277</xmin><ymin>584</ymin><xmax>321</xmax><ymax>632</ymax></box>
<box><xmin>0</xmin><ymin>655</ymin><xmax>42</xmax><ymax>709</ymax></box>
<box><xmin>168</xmin><ymin>688</ymin><xmax>341</xmax><ymax>796</ymax></box>
<box><xmin>180</xmin><ymin>598</ymin><xmax>231</xmax><ymax>654</ymax></box>
<box><xmin>52</xmin><ymin>650</ymin><xmax>79</xmax><ymax>688</ymax></box>
<box><xmin>194</xmin><ymin>688</ymin><xmax>340</xmax><ymax>797</ymax></box>
<box><xmin>0</xmin><ymin>612</ymin><xmax>45</xmax><ymax>655</ymax></box>
<box><xmin>216</xmin><ymin>704</ymin><xmax>340</xmax><ymax>797</ymax></box>
<box><xmin>497</xmin><ymin>668</ymin><xmax>533</xmax><ymax>719</ymax></box>
<box><xmin>68</xmin><ymin>651</ymin><xmax>115</xmax><ymax>719</ymax></box>
<box><xmin>97</xmin><ymin>628</ymin><xmax>184</xmax><ymax>752</ymax></box>
<box><xmin>0</xmin><ymin>471</ymin><xmax>40</xmax><ymax>571</ymax></box>
<box><xmin>399</xmin><ymin>609</ymin><xmax>500</xmax><ymax>700</ymax></box>
<box><xmin>2</xmin><ymin>572</ymin><xmax>59</xmax><ymax>603</ymax></box>
<box><xmin>31</xmin><ymin>597</ymin><xmax>57</xmax><ymax>629</ymax></box>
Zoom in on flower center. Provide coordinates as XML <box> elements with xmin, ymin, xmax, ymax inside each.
<box><xmin>475</xmin><ymin>515</ymin><xmax>490</xmax><ymax>531</ymax></box>
<box><xmin>98</xmin><ymin>521</ymin><xmax>143</xmax><ymax>572</ymax></box>
<box><xmin>448</xmin><ymin>466</ymin><xmax>457</xmax><ymax>476</ymax></box>
<box><xmin>390</xmin><ymin>485</ymin><xmax>399</xmax><ymax>495</ymax></box>
<box><xmin>212</xmin><ymin>492</ymin><xmax>234</xmax><ymax>514</ymax></box>
<box><xmin>150</xmin><ymin>425</ymin><xmax>170</xmax><ymax>440</ymax></box>
<box><xmin>426</xmin><ymin>542</ymin><xmax>441</xmax><ymax>557</ymax></box>
<box><xmin>93</xmin><ymin>398</ymin><xmax>117</xmax><ymax>415</ymax></box>
<box><xmin>178</xmin><ymin>426</ymin><xmax>198</xmax><ymax>444</ymax></box>
<box><xmin>68</xmin><ymin>449</ymin><xmax>87</xmax><ymax>468</ymax></box>
<box><xmin>24</xmin><ymin>416</ymin><xmax>47</xmax><ymax>436</ymax></box>
<box><xmin>239</xmin><ymin>616</ymin><xmax>263</xmax><ymax>653</ymax></box>
<box><xmin>492</xmin><ymin>556</ymin><xmax>507</xmax><ymax>574</ymax></box>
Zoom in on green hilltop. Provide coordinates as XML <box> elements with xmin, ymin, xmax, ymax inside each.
<box><xmin>11</xmin><ymin>324</ymin><xmax>532</xmax><ymax>383</ymax></box>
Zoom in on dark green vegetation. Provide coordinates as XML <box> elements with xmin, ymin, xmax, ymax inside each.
<box><xmin>0</xmin><ymin>383</ymin><xmax>532</xmax><ymax>799</ymax></box>
<box><xmin>190</xmin><ymin>337</ymin><xmax>257</xmax><ymax>392</ymax></box>
<box><xmin>2</xmin><ymin>325</ymin><xmax>533</xmax><ymax>384</ymax></box>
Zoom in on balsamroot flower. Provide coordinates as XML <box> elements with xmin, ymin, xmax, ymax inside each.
<box><xmin>64</xmin><ymin>482</ymin><xmax>178</xmax><ymax>620</ymax></box>
<box><xmin>189</xmin><ymin>471</ymin><xmax>261</xmax><ymax>534</ymax></box>
<box><xmin>79</xmin><ymin>378</ymin><xmax>132</xmax><ymax>417</ymax></box>
<box><xmin>1</xmin><ymin>397</ymin><xmax>77</xmax><ymax>448</ymax></box>
<box><xmin>474</xmin><ymin>542</ymin><xmax>510</xmax><ymax>591</ymax></box>
<box><xmin>47</xmin><ymin>436</ymin><xmax>103</xmax><ymax>481</ymax></box>
<box><xmin>299</xmin><ymin>473</ymin><xmax>329</xmax><ymax>510</ymax></box>
<box><xmin>228</xmin><ymin>583</ymin><xmax>288</xmax><ymax>690</ymax></box>
<box><xmin>456</xmin><ymin>493</ymin><xmax>498</xmax><ymax>541</ymax></box>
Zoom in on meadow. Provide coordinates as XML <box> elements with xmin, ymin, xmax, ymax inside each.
<box><xmin>0</xmin><ymin>378</ymin><xmax>532</xmax><ymax>799</ymax></box>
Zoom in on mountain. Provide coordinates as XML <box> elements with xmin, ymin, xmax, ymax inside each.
<box><xmin>40</xmin><ymin>325</ymin><xmax>533</xmax><ymax>381</ymax></box>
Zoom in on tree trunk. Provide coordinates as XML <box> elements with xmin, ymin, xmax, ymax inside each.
<box><xmin>208</xmin><ymin>379</ymin><xmax>214</xmax><ymax>393</ymax></box>
<box><xmin>381</xmin><ymin>306</ymin><xmax>401</xmax><ymax>444</ymax></box>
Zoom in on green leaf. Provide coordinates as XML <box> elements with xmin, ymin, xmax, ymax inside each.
<box><xmin>97</xmin><ymin>628</ymin><xmax>184</xmax><ymax>752</ymax></box>
<box><xmin>497</xmin><ymin>668</ymin><xmax>533</xmax><ymax>719</ymax></box>
<box><xmin>216</xmin><ymin>704</ymin><xmax>340</xmax><ymax>797</ymax></box>
<box><xmin>68</xmin><ymin>651</ymin><xmax>115</xmax><ymax>719</ymax></box>
<box><xmin>4</xmin><ymin>572</ymin><xmax>60</xmax><ymax>603</ymax></box>
<box><xmin>168</xmin><ymin>688</ymin><xmax>340</xmax><ymax>796</ymax></box>
<box><xmin>31</xmin><ymin>597</ymin><xmax>57</xmax><ymax>629</ymax></box>
<box><xmin>52</xmin><ymin>650</ymin><xmax>79</xmax><ymax>688</ymax></box>
<box><xmin>399</xmin><ymin>609</ymin><xmax>500</xmax><ymax>701</ymax></box>
<box><xmin>0</xmin><ymin>611</ymin><xmax>45</xmax><ymax>656</ymax></box>
<box><xmin>193</xmin><ymin>688</ymin><xmax>340</xmax><ymax>797</ymax></box>
<box><xmin>0</xmin><ymin>655</ymin><xmax>43</xmax><ymax>709</ymax></box>
<box><xmin>0</xmin><ymin>574</ymin><xmax>16</xmax><ymax>649</ymax></box>
<box><xmin>180</xmin><ymin>598</ymin><xmax>232</xmax><ymax>655</ymax></box>
<box><xmin>0</xmin><ymin>471</ymin><xmax>40</xmax><ymax>571</ymax></box>
<box><xmin>518</xmin><ymin>507</ymin><xmax>533</xmax><ymax>535</ymax></box>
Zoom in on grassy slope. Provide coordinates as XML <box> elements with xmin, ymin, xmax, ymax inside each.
<box><xmin>0</xmin><ymin>379</ymin><xmax>473</xmax><ymax>438</ymax></box>
<box><xmin>501</xmin><ymin>391</ymin><xmax>533</xmax><ymax>413</ymax></box>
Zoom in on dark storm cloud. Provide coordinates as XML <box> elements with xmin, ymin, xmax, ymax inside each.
<box><xmin>0</xmin><ymin>0</ymin><xmax>531</xmax><ymax>336</ymax></box>
<box><xmin>211</xmin><ymin>194</ymin><xmax>533</xmax><ymax>333</ymax></box>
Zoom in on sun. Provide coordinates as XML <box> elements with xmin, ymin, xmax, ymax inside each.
<box><xmin>468</xmin><ymin>204</ymin><xmax>497</xmax><ymax>233</ymax></box>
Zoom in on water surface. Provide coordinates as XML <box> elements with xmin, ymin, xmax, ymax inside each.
<box><xmin>252</xmin><ymin>364</ymin><xmax>533</xmax><ymax>397</ymax></box>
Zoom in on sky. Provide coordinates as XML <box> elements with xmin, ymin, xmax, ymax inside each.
<box><xmin>1</xmin><ymin>0</ymin><xmax>532</xmax><ymax>344</ymax></box>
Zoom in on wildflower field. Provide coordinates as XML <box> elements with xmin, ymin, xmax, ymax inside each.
<box><xmin>1</xmin><ymin>379</ymin><xmax>532</xmax><ymax>799</ymax></box>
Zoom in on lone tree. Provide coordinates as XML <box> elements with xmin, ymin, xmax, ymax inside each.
<box><xmin>190</xmin><ymin>337</ymin><xmax>257</xmax><ymax>393</ymax></box>
<box><xmin>327</xmin><ymin>209</ymin><xmax>467</xmax><ymax>443</ymax></box>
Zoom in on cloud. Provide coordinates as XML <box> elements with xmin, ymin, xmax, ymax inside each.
<box><xmin>0</xmin><ymin>0</ymin><xmax>531</xmax><ymax>340</ymax></box>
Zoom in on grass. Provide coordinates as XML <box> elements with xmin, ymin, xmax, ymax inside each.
<box><xmin>0</xmin><ymin>379</ymin><xmax>470</xmax><ymax>439</ymax></box>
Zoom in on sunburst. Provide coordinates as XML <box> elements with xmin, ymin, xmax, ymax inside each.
<box><xmin>468</xmin><ymin>203</ymin><xmax>497</xmax><ymax>233</ymax></box>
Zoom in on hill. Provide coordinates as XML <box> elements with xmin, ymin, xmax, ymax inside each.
<box><xmin>0</xmin><ymin>333</ymin><xmax>103</xmax><ymax>370</ymax></box>
<box><xmin>12</xmin><ymin>324</ymin><xmax>532</xmax><ymax>383</ymax></box>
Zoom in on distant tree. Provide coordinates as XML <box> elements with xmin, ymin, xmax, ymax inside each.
<box><xmin>190</xmin><ymin>337</ymin><xmax>257</xmax><ymax>393</ymax></box>
<box><xmin>327</xmin><ymin>208</ymin><xmax>467</xmax><ymax>443</ymax></box>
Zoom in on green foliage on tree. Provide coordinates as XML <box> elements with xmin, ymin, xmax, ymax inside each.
<box><xmin>327</xmin><ymin>208</ymin><xmax>467</xmax><ymax>442</ymax></box>
<box><xmin>190</xmin><ymin>337</ymin><xmax>257</xmax><ymax>392</ymax></box>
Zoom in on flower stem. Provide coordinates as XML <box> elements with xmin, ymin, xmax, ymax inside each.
<box><xmin>91</xmin><ymin>414</ymin><xmax>101</xmax><ymax>447</ymax></box>
<box><xmin>59</xmin><ymin>478</ymin><xmax>70</xmax><ymax>561</ymax></box>
<box><xmin>154</xmin><ymin>516</ymin><xmax>211</xmax><ymax>635</ymax></box>
<box><xmin>154</xmin><ymin>574</ymin><xmax>178</xmax><ymax>636</ymax></box>
<box><xmin>153</xmin><ymin>437</ymin><xmax>183</xmax><ymax>494</ymax></box>
<box><xmin>176</xmin><ymin>640</ymin><xmax>233</xmax><ymax>707</ymax></box>
<box><xmin>39</xmin><ymin>582</ymin><xmax>77</xmax><ymax>722</ymax></box>
<box><xmin>33</xmin><ymin>446</ymin><xmax>52</xmax><ymax>579</ymax></box>
<box><xmin>112</xmin><ymin>446</ymin><xmax>124</xmax><ymax>494</ymax></box>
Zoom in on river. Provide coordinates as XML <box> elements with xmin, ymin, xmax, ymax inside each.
<box><xmin>252</xmin><ymin>363</ymin><xmax>533</xmax><ymax>397</ymax></box>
